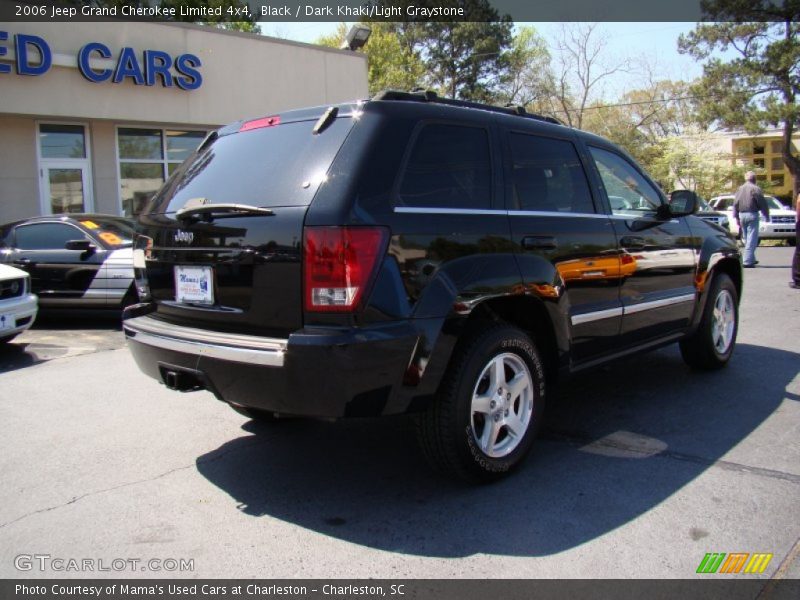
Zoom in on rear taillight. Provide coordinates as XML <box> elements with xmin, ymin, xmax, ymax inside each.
<box><xmin>303</xmin><ymin>226</ymin><xmax>388</xmax><ymax>313</ymax></box>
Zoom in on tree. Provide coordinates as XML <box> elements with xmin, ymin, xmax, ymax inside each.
<box><xmin>378</xmin><ymin>1</ymin><xmax>513</xmax><ymax>101</ymax></box>
<box><xmin>495</xmin><ymin>26</ymin><xmax>554</xmax><ymax>108</ymax></box>
<box><xmin>317</xmin><ymin>23</ymin><xmax>425</xmax><ymax>96</ymax></box>
<box><xmin>648</xmin><ymin>131</ymin><xmax>748</xmax><ymax>199</ymax></box>
<box><xmin>414</xmin><ymin>19</ymin><xmax>513</xmax><ymax>101</ymax></box>
<box><xmin>544</xmin><ymin>23</ymin><xmax>631</xmax><ymax>129</ymax></box>
<box><xmin>678</xmin><ymin>1</ymin><xmax>800</xmax><ymax>201</ymax></box>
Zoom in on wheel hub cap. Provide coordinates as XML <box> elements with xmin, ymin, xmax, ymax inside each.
<box><xmin>470</xmin><ymin>353</ymin><xmax>534</xmax><ymax>458</ymax></box>
<box><xmin>711</xmin><ymin>289</ymin><xmax>735</xmax><ymax>354</ymax></box>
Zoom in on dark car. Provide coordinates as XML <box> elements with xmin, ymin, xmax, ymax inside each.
<box><xmin>123</xmin><ymin>91</ymin><xmax>742</xmax><ymax>482</ymax></box>
<box><xmin>0</xmin><ymin>214</ymin><xmax>137</xmax><ymax>309</ymax></box>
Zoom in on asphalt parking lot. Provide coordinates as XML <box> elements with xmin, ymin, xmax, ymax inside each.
<box><xmin>1</xmin><ymin>246</ymin><xmax>798</xmax><ymax>580</ymax></box>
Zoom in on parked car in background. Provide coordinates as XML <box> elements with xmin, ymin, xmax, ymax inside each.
<box><xmin>0</xmin><ymin>215</ymin><xmax>137</xmax><ymax>308</ymax></box>
<box><xmin>709</xmin><ymin>194</ymin><xmax>797</xmax><ymax>245</ymax></box>
<box><xmin>696</xmin><ymin>198</ymin><xmax>731</xmax><ymax>232</ymax></box>
<box><xmin>0</xmin><ymin>263</ymin><xmax>37</xmax><ymax>343</ymax></box>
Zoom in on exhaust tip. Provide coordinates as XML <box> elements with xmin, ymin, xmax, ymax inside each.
<box><xmin>159</xmin><ymin>365</ymin><xmax>204</xmax><ymax>392</ymax></box>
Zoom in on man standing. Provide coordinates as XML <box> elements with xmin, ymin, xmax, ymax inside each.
<box><xmin>733</xmin><ymin>171</ymin><xmax>770</xmax><ymax>268</ymax></box>
<box><xmin>791</xmin><ymin>192</ymin><xmax>800</xmax><ymax>289</ymax></box>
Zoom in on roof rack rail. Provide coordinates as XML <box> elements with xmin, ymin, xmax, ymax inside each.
<box><xmin>372</xmin><ymin>89</ymin><xmax>563</xmax><ymax>126</ymax></box>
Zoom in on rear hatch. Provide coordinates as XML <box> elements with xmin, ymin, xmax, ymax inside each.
<box><xmin>137</xmin><ymin>108</ymin><xmax>355</xmax><ymax>337</ymax></box>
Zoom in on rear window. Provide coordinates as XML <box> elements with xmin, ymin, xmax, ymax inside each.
<box><xmin>146</xmin><ymin>117</ymin><xmax>354</xmax><ymax>214</ymax></box>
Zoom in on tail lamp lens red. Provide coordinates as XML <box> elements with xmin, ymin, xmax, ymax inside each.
<box><xmin>303</xmin><ymin>227</ymin><xmax>388</xmax><ymax>312</ymax></box>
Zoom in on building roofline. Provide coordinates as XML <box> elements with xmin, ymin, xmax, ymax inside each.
<box><xmin>148</xmin><ymin>21</ymin><xmax>367</xmax><ymax>62</ymax></box>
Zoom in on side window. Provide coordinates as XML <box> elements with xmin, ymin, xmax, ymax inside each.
<box><xmin>397</xmin><ymin>124</ymin><xmax>491</xmax><ymax>210</ymax></box>
<box><xmin>509</xmin><ymin>133</ymin><xmax>594</xmax><ymax>213</ymax></box>
<box><xmin>588</xmin><ymin>146</ymin><xmax>663</xmax><ymax>214</ymax></box>
<box><xmin>14</xmin><ymin>223</ymin><xmax>88</xmax><ymax>250</ymax></box>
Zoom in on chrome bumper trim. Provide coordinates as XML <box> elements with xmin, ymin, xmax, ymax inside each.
<box><xmin>123</xmin><ymin>315</ymin><xmax>286</xmax><ymax>367</ymax></box>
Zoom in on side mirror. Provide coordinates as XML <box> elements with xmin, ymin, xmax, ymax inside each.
<box><xmin>667</xmin><ymin>190</ymin><xmax>698</xmax><ymax>217</ymax></box>
<box><xmin>65</xmin><ymin>239</ymin><xmax>95</xmax><ymax>253</ymax></box>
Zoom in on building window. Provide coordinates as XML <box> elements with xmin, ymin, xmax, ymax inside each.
<box><xmin>752</xmin><ymin>158</ymin><xmax>765</xmax><ymax>168</ymax></box>
<box><xmin>771</xmin><ymin>157</ymin><xmax>784</xmax><ymax>171</ymax></box>
<box><xmin>39</xmin><ymin>124</ymin><xmax>87</xmax><ymax>159</ymax></box>
<box><xmin>770</xmin><ymin>140</ymin><xmax>783</xmax><ymax>154</ymax></box>
<box><xmin>735</xmin><ymin>142</ymin><xmax>750</xmax><ymax>156</ymax></box>
<box><xmin>117</xmin><ymin>127</ymin><xmax>206</xmax><ymax>216</ymax></box>
<box><xmin>38</xmin><ymin>123</ymin><xmax>93</xmax><ymax>214</ymax></box>
<box><xmin>772</xmin><ymin>175</ymin><xmax>784</xmax><ymax>187</ymax></box>
<box><xmin>753</xmin><ymin>143</ymin><xmax>765</xmax><ymax>155</ymax></box>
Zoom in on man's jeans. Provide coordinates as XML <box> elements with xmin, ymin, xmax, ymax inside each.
<box><xmin>739</xmin><ymin>212</ymin><xmax>760</xmax><ymax>266</ymax></box>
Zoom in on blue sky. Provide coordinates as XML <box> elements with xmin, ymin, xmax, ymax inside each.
<box><xmin>260</xmin><ymin>21</ymin><xmax>709</xmax><ymax>100</ymax></box>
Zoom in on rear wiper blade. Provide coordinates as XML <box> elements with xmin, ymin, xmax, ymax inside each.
<box><xmin>175</xmin><ymin>202</ymin><xmax>275</xmax><ymax>221</ymax></box>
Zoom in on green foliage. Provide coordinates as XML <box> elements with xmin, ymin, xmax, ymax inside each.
<box><xmin>648</xmin><ymin>132</ymin><xmax>747</xmax><ymax>199</ymax></box>
<box><xmin>678</xmin><ymin>0</ymin><xmax>800</xmax><ymax>196</ymax></box>
<box><xmin>374</xmin><ymin>1</ymin><xmax>513</xmax><ymax>100</ymax></box>
<box><xmin>496</xmin><ymin>26</ymin><xmax>553</xmax><ymax>108</ymax></box>
<box><xmin>317</xmin><ymin>23</ymin><xmax>425</xmax><ymax>96</ymax></box>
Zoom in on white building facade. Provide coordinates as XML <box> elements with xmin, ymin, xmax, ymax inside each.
<box><xmin>0</xmin><ymin>21</ymin><xmax>368</xmax><ymax>223</ymax></box>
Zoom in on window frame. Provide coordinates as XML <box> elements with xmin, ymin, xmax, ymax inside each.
<box><xmin>35</xmin><ymin>120</ymin><xmax>94</xmax><ymax>215</ymax></box>
<box><xmin>586</xmin><ymin>144</ymin><xmax>666</xmax><ymax>215</ymax></box>
<box><xmin>391</xmin><ymin>119</ymin><xmax>497</xmax><ymax>212</ymax></box>
<box><xmin>115</xmin><ymin>125</ymin><xmax>207</xmax><ymax>217</ymax></box>
<box><xmin>13</xmin><ymin>221</ymin><xmax>91</xmax><ymax>251</ymax></box>
<box><xmin>503</xmin><ymin>128</ymin><xmax>599</xmax><ymax>215</ymax></box>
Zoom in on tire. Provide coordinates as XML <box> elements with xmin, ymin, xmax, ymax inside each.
<box><xmin>416</xmin><ymin>323</ymin><xmax>546</xmax><ymax>483</ymax></box>
<box><xmin>679</xmin><ymin>273</ymin><xmax>738</xmax><ymax>370</ymax></box>
<box><xmin>228</xmin><ymin>403</ymin><xmax>279</xmax><ymax>423</ymax></box>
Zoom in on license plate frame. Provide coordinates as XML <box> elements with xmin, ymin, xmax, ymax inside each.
<box><xmin>174</xmin><ymin>265</ymin><xmax>214</xmax><ymax>306</ymax></box>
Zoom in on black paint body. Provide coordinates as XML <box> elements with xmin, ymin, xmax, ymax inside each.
<box><xmin>125</xmin><ymin>98</ymin><xmax>742</xmax><ymax>418</ymax></box>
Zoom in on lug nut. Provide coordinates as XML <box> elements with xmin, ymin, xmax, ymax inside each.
<box><xmin>506</xmin><ymin>393</ymin><xmax>511</xmax><ymax>401</ymax></box>
<box><xmin>494</xmin><ymin>414</ymin><xmax>501</xmax><ymax>422</ymax></box>
<box><xmin>490</xmin><ymin>400</ymin><xmax>496</xmax><ymax>409</ymax></box>
<box><xmin>504</xmin><ymin>410</ymin><xmax>509</xmax><ymax>417</ymax></box>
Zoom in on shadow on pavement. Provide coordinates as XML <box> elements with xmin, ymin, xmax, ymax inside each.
<box><xmin>196</xmin><ymin>343</ymin><xmax>798</xmax><ymax>557</ymax></box>
<box><xmin>31</xmin><ymin>309</ymin><xmax>124</xmax><ymax>331</ymax></box>
<box><xmin>0</xmin><ymin>310</ymin><xmax>123</xmax><ymax>374</ymax></box>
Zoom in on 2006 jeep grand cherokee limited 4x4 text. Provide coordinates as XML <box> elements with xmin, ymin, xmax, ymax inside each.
<box><xmin>124</xmin><ymin>90</ymin><xmax>742</xmax><ymax>482</ymax></box>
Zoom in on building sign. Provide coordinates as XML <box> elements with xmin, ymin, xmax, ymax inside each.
<box><xmin>0</xmin><ymin>31</ymin><xmax>202</xmax><ymax>90</ymax></box>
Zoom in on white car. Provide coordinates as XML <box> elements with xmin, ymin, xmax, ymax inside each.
<box><xmin>709</xmin><ymin>194</ymin><xmax>797</xmax><ymax>244</ymax></box>
<box><xmin>0</xmin><ymin>264</ymin><xmax>38</xmax><ymax>344</ymax></box>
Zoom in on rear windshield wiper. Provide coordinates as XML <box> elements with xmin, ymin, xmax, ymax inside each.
<box><xmin>175</xmin><ymin>201</ymin><xmax>275</xmax><ymax>222</ymax></box>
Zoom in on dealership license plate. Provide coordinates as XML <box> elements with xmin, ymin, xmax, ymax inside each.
<box><xmin>174</xmin><ymin>266</ymin><xmax>214</xmax><ymax>305</ymax></box>
<box><xmin>0</xmin><ymin>313</ymin><xmax>14</xmax><ymax>331</ymax></box>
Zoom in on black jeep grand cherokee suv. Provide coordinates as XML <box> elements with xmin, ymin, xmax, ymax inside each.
<box><xmin>125</xmin><ymin>90</ymin><xmax>741</xmax><ymax>482</ymax></box>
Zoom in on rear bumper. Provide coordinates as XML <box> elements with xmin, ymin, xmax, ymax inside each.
<box><xmin>123</xmin><ymin>315</ymin><xmax>286</xmax><ymax>367</ymax></box>
<box><xmin>123</xmin><ymin>314</ymin><xmax>418</xmax><ymax>418</ymax></box>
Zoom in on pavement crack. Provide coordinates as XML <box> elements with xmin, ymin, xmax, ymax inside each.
<box><xmin>0</xmin><ymin>435</ymin><xmax>269</xmax><ymax>532</ymax></box>
<box><xmin>543</xmin><ymin>428</ymin><xmax>800</xmax><ymax>485</ymax></box>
